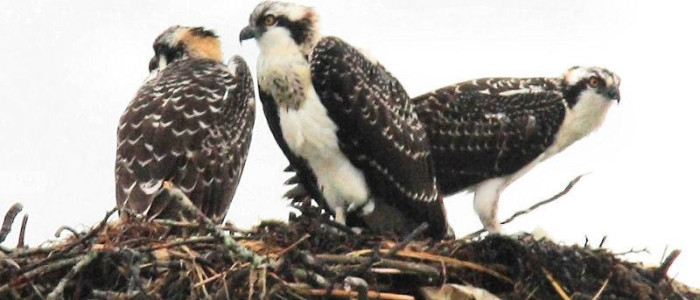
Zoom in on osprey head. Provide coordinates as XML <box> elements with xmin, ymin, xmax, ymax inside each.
<box><xmin>239</xmin><ymin>1</ymin><xmax>320</xmax><ymax>56</ymax></box>
<box><xmin>562</xmin><ymin>66</ymin><xmax>621</xmax><ymax>105</ymax></box>
<box><xmin>148</xmin><ymin>26</ymin><xmax>222</xmax><ymax>72</ymax></box>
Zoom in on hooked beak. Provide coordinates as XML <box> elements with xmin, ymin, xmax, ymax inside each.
<box><xmin>239</xmin><ymin>26</ymin><xmax>256</xmax><ymax>43</ymax></box>
<box><xmin>606</xmin><ymin>87</ymin><xmax>621</xmax><ymax>103</ymax></box>
<box><xmin>148</xmin><ymin>56</ymin><xmax>159</xmax><ymax>72</ymax></box>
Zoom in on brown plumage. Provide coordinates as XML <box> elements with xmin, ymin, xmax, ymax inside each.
<box><xmin>115</xmin><ymin>26</ymin><xmax>255</xmax><ymax>223</ymax></box>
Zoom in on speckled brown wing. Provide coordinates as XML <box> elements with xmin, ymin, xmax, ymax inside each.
<box><xmin>442</xmin><ymin>77</ymin><xmax>561</xmax><ymax>96</ymax></box>
<box><xmin>309</xmin><ymin>36</ymin><xmax>448</xmax><ymax>238</ymax></box>
<box><xmin>413</xmin><ymin>87</ymin><xmax>566</xmax><ymax>195</ymax></box>
<box><xmin>115</xmin><ymin>56</ymin><xmax>255</xmax><ymax>223</ymax></box>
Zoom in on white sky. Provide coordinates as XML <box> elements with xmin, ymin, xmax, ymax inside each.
<box><xmin>1</xmin><ymin>0</ymin><xmax>699</xmax><ymax>287</ymax></box>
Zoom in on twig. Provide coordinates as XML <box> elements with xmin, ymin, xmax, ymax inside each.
<box><xmin>344</xmin><ymin>277</ymin><xmax>368</xmax><ymax>300</ymax></box>
<box><xmin>614</xmin><ymin>247</ymin><xmax>649</xmax><ymax>256</ymax></box>
<box><xmin>194</xmin><ymin>265</ymin><xmax>235</xmax><ymax>288</ymax></box>
<box><xmin>91</xmin><ymin>290</ymin><xmax>131</xmax><ymax>299</ymax></box>
<box><xmin>276</xmin><ymin>234</ymin><xmax>310</xmax><ymax>257</ymax></box>
<box><xmin>387</xmin><ymin>223</ymin><xmax>428</xmax><ymax>257</ymax></box>
<box><xmin>525</xmin><ymin>286</ymin><xmax>540</xmax><ymax>300</ymax></box>
<box><xmin>659</xmin><ymin>245</ymin><xmax>669</xmax><ymax>265</ymax></box>
<box><xmin>655</xmin><ymin>249</ymin><xmax>681</xmax><ymax>282</ymax></box>
<box><xmin>292</xmin><ymin>268</ymin><xmax>330</xmax><ymax>287</ymax></box>
<box><xmin>465</xmin><ymin>175</ymin><xmax>585</xmax><ymax>239</ymax></box>
<box><xmin>295</xmin><ymin>288</ymin><xmax>415</xmax><ymax>300</ymax></box>
<box><xmin>58</xmin><ymin>208</ymin><xmax>118</xmax><ymax>255</ymax></box>
<box><xmin>46</xmin><ymin>252</ymin><xmax>97</xmax><ymax>300</ymax></box>
<box><xmin>320</xmin><ymin>218</ymin><xmax>357</xmax><ymax>236</ymax></box>
<box><xmin>355</xmin><ymin>222</ymin><xmax>429</xmax><ymax>277</ymax></box>
<box><xmin>316</xmin><ymin>254</ymin><xmax>440</xmax><ymax>278</ymax></box>
<box><xmin>16</xmin><ymin>208</ymin><xmax>117</xmax><ymax>276</ymax></box>
<box><xmin>54</xmin><ymin>226</ymin><xmax>81</xmax><ymax>238</ymax></box>
<box><xmin>17</xmin><ymin>214</ymin><xmax>28</xmax><ymax>248</ymax></box>
<box><xmin>591</xmin><ymin>275</ymin><xmax>611</xmax><ymax>300</ymax></box>
<box><xmin>293</xmin><ymin>250</ymin><xmax>337</xmax><ymax>279</ymax></box>
<box><xmin>348</xmin><ymin>249</ymin><xmax>512</xmax><ymax>283</ymax></box>
<box><xmin>123</xmin><ymin>250</ymin><xmax>146</xmax><ymax>296</ymax></box>
<box><xmin>1</xmin><ymin>203</ymin><xmax>23</xmax><ymax>243</ymax></box>
<box><xmin>7</xmin><ymin>245</ymin><xmax>59</xmax><ymax>258</ymax></box>
<box><xmin>166</xmin><ymin>186</ymin><xmax>270</xmax><ymax>267</ymax></box>
<box><xmin>153</xmin><ymin>219</ymin><xmax>205</xmax><ymax>228</ymax></box>
<box><xmin>143</xmin><ymin>236</ymin><xmax>217</xmax><ymax>251</ymax></box>
<box><xmin>0</xmin><ymin>256</ymin><xmax>83</xmax><ymax>293</ymax></box>
<box><xmin>542</xmin><ymin>267</ymin><xmax>571</xmax><ymax>300</ymax></box>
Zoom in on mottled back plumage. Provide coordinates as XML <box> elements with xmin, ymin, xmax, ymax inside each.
<box><xmin>414</xmin><ymin>87</ymin><xmax>566</xmax><ymax>194</ymax></box>
<box><xmin>310</xmin><ymin>37</ymin><xmax>447</xmax><ymax>237</ymax></box>
<box><xmin>115</xmin><ymin>30</ymin><xmax>255</xmax><ymax>223</ymax></box>
<box><xmin>412</xmin><ymin>66</ymin><xmax>620</xmax><ymax>232</ymax></box>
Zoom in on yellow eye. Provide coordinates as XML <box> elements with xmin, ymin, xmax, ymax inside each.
<box><xmin>588</xmin><ymin>76</ymin><xmax>600</xmax><ymax>87</ymax></box>
<box><xmin>264</xmin><ymin>15</ymin><xmax>277</xmax><ymax>26</ymax></box>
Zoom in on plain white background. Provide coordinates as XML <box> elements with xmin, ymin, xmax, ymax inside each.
<box><xmin>1</xmin><ymin>0</ymin><xmax>699</xmax><ymax>286</ymax></box>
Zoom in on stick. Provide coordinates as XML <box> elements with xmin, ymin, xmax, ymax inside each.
<box><xmin>296</xmin><ymin>288</ymin><xmax>415</xmax><ymax>300</ymax></box>
<box><xmin>276</xmin><ymin>234</ymin><xmax>310</xmax><ymax>257</ymax></box>
<box><xmin>91</xmin><ymin>290</ymin><xmax>131</xmax><ymax>299</ymax></box>
<box><xmin>46</xmin><ymin>252</ymin><xmax>97</xmax><ymax>300</ymax></box>
<box><xmin>292</xmin><ymin>268</ymin><xmax>330</xmax><ymax>287</ymax></box>
<box><xmin>614</xmin><ymin>247</ymin><xmax>649</xmax><ymax>256</ymax></box>
<box><xmin>166</xmin><ymin>186</ymin><xmax>270</xmax><ymax>267</ymax></box>
<box><xmin>58</xmin><ymin>207</ymin><xmax>118</xmax><ymax>255</ymax></box>
<box><xmin>143</xmin><ymin>236</ymin><xmax>217</xmax><ymax>251</ymax></box>
<box><xmin>542</xmin><ymin>267</ymin><xmax>571</xmax><ymax>300</ymax></box>
<box><xmin>347</xmin><ymin>248</ymin><xmax>512</xmax><ymax>283</ymax></box>
<box><xmin>17</xmin><ymin>208</ymin><xmax>117</xmax><ymax>275</ymax></box>
<box><xmin>1</xmin><ymin>203</ymin><xmax>22</xmax><ymax>243</ymax></box>
<box><xmin>320</xmin><ymin>218</ymin><xmax>357</xmax><ymax>236</ymax></box>
<box><xmin>316</xmin><ymin>254</ymin><xmax>441</xmax><ymax>278</ymax></box>
<box><xmin>355</xmin><ymin>223</ymin><xmax>429</xmax><ymax>276</ymax></box>
<box><xmin>591</xmin><ymin>275</ymin><xmax>611</xmax><ymax>300</ymax></box>
<box><xmin>387</xmin><ymin>223</ymin><xmax>428</xmax><ymax>257</ymax></box>
<box><xmin>17</xmin><ymin>215</ymin><xmax>28</xmax><ymax>248</ymax></box>
<box><xmin>465</xmin><ymin>175</ymin><xmax>585</xmax><ymax>239</ymax></box>
<box><xmin>655</xmin><ymin>249</ymin><xmax>681</xmax><ymax>282</ymax></box>
<box><xmin>54</xmin><ymin>226</ymin><xmax>81</xmax><ymax>238</ymax></box>
<box><xmin>0</xmin><ymin>256</ymin><xmax>83</xmax><ymax>294</ymax></box>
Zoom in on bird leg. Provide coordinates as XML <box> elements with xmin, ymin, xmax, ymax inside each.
<box><xmin>333</xmin><ymin>208</ymin><xmax>347</xmax><ymax>226</ymax></box>
<box><xmin>473</xmin><ymin>178</ymin><xmax>506</xmax><ymax>233</ymax></box>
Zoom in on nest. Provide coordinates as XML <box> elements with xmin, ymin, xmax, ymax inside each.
<box><xmin>1</xmin><ymin>191</ymin><xmax>698</xmax><ymax>299</ymax></box>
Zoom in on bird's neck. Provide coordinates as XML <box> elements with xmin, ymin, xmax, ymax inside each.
<box><xmin>554</xmin><ymin>90</ymin><xmax>613</xmax><ymax>151</ymax></box>
<box><xmin>257</xmin><ymin>29</ymin><xmax>313</xmax><ymax>59</ymax></box>
<box><xmin>257</xmin><ymin>49</ymin><xmax>313</xmax><ymax>111</ymax></box>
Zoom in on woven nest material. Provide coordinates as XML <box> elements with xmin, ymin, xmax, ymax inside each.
<box><xmin>1</xmin><ymin>198</ymin><xmax>697</xmax><ymax>300</ymax></box>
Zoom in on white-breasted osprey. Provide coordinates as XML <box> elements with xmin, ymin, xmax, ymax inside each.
<box><xmin>115</xmin><ymin>26</ymin><xmax>256</xmax><ymax>223</ymax></box>
<box><xmin>412</xmin><ymin>66</ymin><xmax>621</xmax><ymax>233</ymax></box>
<box><xmin>239</xmin><ymin>1</ymin><xmax>448</xmax><ymax>238</ymax></box>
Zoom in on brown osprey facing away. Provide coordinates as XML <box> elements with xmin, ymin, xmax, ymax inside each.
<box><xmin>413</xmin><ymin>66</ymin><xmax>621</xmax><ymax>233</ymax></box>
<box><xmin>115</xmin><ymin>26</ymin><xmax>255</xmax><ymax>223</ymax></box>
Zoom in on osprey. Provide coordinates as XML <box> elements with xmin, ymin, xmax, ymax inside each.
<box><xmin>115</xmin><ymin>26</ymin><xmax>255</xmax><ymax>223</ymax></box>
<box><xmin>412</xmin><ymin>66</ymin><xmax>621</xmax><ymax>233</ymax></box>
<box><xmin>239</xmin><ymin>1</ymin><xmax>448</xmax><ymax>238</ymax></box>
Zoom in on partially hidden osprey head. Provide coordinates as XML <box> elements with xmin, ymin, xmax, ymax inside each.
<box><xmin>239</xmin><ymin>1</ymin><xmax>320</xmax><ymax>56</ymax></box>
<box><xmin>562</xmin><ymin>66</ymin><xmax>622</xmax><ymax>105</ymax></box>
<box><xmin>148</xmin><ymin>26</ymin><xmax>222</xmax><ymax>72</ymax></box>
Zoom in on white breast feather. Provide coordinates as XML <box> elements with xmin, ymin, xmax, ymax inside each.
<box><xmin>550</xmin><ymin>90</ymin><xmax>613</xmax><ymax>154</ymax></box>
<box><xmin>279</xmin><ymin>88</ymin><xmax>370</xmax><ymax>213</ymax></box>
<box><xmin>258</xmin><ymin>49</ymin><xmax>371</xmax><ymax>217</ymax></box>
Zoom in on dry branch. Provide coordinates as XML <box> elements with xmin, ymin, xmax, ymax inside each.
<box><xmin>1</xmin><ymin>203</ymin><xmax>23</xmax><ymax>244</ymax></box>
<box><xmin>1</xmin><ymin>184</ymin><xmax>697</xmax><ymax>299</ymax></box>
<box><xmin>465</xmin><ymin>175</ymin><xmax>585</xmax><ymax>239</ymax></box>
